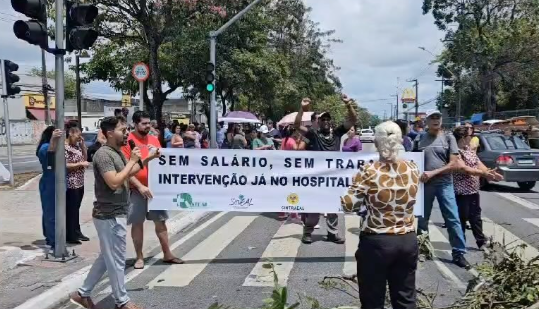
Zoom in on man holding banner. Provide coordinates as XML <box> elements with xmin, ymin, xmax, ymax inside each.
<box><xmin>294</xmin><ymin>95</ymin><xmax>357</xmax><ymax>244</ymax></box>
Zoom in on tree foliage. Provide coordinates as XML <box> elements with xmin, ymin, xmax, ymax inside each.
<box><xmin>80</xmin><ymin>0</ymin><xmax>347</xmax><ymax>123</ymax></box>
<box><xmin>423</xmin><ymin>0</ymin><xmax>538</xmax><ymax>118</ymax></box>
<box><xmin>29</xmin><ymin>67</ymin><xmax>80</xmax><ymax>99</ymax></box>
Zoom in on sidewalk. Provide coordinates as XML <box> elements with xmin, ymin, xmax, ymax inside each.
<box><xmin>0</xmin><ymin>169</ymin><xmax>210</xmax><ymax>309</ymax></box>
<box><xmin>0</xmin><ymin>144</ymin><xmax>37</xmax><ymax>158</ymax></box>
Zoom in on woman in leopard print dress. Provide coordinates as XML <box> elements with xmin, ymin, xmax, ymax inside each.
<box><xmin>341</xmin><ymin>121</ymin><xmax>420</xmax><ymax>309</ymax></box>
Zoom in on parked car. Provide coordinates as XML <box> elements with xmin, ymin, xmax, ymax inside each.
<box><xmin>476</xmin><ymin>132</ymin><xmax>538</xmax><ymax>190</ymax></box>
<box><xmin>359</xmin><ymin>128</ymin><xmax>374</xmax><ymax>143</ymax></box>
<box><xmin>81</xmin><ymin>131</ymin><xmax>98</xmax><ymax>148</ymax></box>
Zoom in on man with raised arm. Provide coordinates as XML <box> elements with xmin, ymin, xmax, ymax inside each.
<box><xmin>294</xmin><ymin>95</ymin><xmax>358</xmax><ymax>244</ymax></box>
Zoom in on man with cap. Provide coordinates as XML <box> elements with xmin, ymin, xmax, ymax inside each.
<box><xmin>413</xmin><ymin>109</ymin><xmax>470</xmax><ymax>268</ymax></box>
<box><xmin>294</xmin><ymin>95</ymin><xmax>357</xmax><ymax>244</ymax></box>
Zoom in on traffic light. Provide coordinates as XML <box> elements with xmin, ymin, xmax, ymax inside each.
<box><xmin>66</xmin><ymin>1</ymin><xmax>99</xmax><ymax>52</ymax></box>
<box><xmin>11</xmin><ymin>0</ymin><xmax>48</xmax><ymax>48</ymax></box>
<box><xmin>1</xmin><ymin>60</ymin><xmax>21</xmax><ymax>97</ymax></box>
<box><xmin>205</xmin><ymin>62</ymin><xmax>215</xmax><ymax>93</ymax></box>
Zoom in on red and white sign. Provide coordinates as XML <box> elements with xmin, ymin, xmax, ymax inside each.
<box><xmin>132</xmin><ymin>62</ymin><xmax>150</xmax><ymax>82</ymax></box>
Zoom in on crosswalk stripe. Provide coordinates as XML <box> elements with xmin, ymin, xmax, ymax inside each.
<box><xmin>147</xmin><ymin>215</ymin><xmax>256</xmax><ymax>288</ymax></box>
<box><xmin>482</xmin><ymin>216</ymin><xmax>538</xmax><ymax>261</ymax></box>
<box><xmin>243</xmin><ymin>221</ymin><xmax>303</xmax><ymax>287</ymax></box>
<box><xmin>523</xmin><ymin>218</ymin><xmax>539</xmax><ymax>227</ymax></box>
<box><xmin>343</xmin><ymin>215</ymin><xmax>360</xmax><ymax>276</ymax></box>
<box><xmin>495</xmin><ymin>193</ymin><xmax>539</xmax><ymax>210</ymax></box>
<box><xmin>99</xmin><ymin>212</ymin><xmax>226</xmax><ymax>295</ymax></box>
<box><xmin>427</xmin><ymin>223</ymin><xmax>468</xmax><ymax>290</ymax></box>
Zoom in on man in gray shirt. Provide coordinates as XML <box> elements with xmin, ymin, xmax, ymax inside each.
<box><xmin>414</xmin><ymin>110</ymin><xmax>470</xmax><ymax>268</ymax></box>
<box><xmin>70</xmin><ymin>116</ymin><xmax>159</xmax><ymax>309</ymax></box>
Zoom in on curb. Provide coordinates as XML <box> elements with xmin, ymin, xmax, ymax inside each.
<box><xmin>13</xmin><ymin>211</ymin><xmax>213</xmax><ymax>309</ymax></box>
<box><xmin>15</xmin><ymin>173</ymin><xmax>42</xmax><ymax>191</ymax></box>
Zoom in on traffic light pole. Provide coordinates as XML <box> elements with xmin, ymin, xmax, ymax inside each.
<box><xmin>41</xmin><ymin>49</ymin><xmax>51</xmax><ymax>124</ymax></box>
<box><xmin>208</xmin><ymin>0</ymin><xmax>264</xmax><ymax>148</ymax></box>
<box><xmin>0</xmin><ymin>60</ymin><xmax>15</xmax><ymax>187</ymax></box>
<box><xmin>76</xmin><ymin>54</ymin><xmax>82</xmax><ymax>127</ymax></box>
<box><xmin>54</xmin><ymin>0</ymin><xmax>67</xmax><ymax>259</ymax></box>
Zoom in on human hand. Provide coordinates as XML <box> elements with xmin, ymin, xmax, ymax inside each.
<box><xmin>138</xmin><ymin>185</ymin><xmax>153</xmax><ymax>199</ymax></box>
<box><xmin>301</xmin><ymin>98</ymin><xmax>311</xmax><ymax>111</ymax></box>
<box><xmin>146</xmin><ymin>145</ymin><xmax>161</xmax><ymax>160</ymax></box>
<box><xmin>51</xmin><ymin>129</ymin><xmax>63</xmax><ymax>141</ymax></box>
<box><xmin>341</xmin><ymin>94</ymin><xmax>352</xmax><ymax>105</ymax></box>
<box><xmin>420</xmin><ymin>170</ymin><xmax>437</xmax><ymax>183</ymax></box>
<box><xmin>130</xmin><ymin>147</ymin><xmax>142</xmax><ymax>163</ymax></box>
<box><xmin>80</xmin><ymin>161</ymin><xmax>90</xmax><ymax>169</ymax></box>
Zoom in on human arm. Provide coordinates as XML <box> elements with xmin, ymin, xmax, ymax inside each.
<box><xmin>98</xmin><ymin>147</ymin><xmax>141</xmax><ymax>190</ymax></box>
<box><xmin>252</xmin><ymin>139</ymin><xmax>267</xmax><ymax>150</ymax></box>
<box><xmin>47</xmin><ymin>129</ymin><xmax>63</xmax><ymax>152</ymax></box>
<box><xmin>129</xmin><ymin>177</ymin><xmax>153</xmax><ymax>199</ymax></box>
<box><xmin>294</xmin><ymin>98</ymin><xmax>311</xmax><ymax>135</ymax></box>
<box><xmin>355</xmin><ymin>138</ymin><xmax>363</xmax><ymax>152</ymax></box>
<box><xmin>340</xmin><ymin>166</ymin><xmax>370</xmax><ymax>213</ymax></box>
<box><xmin>171</xmin><ymin>134</ymin><xmax>184</xmax><ymax>147</ymax></box>
<box><xmin>341</xmin><ymin>94</ymin><xmax>358</xmax><ymax>131</ymax></box>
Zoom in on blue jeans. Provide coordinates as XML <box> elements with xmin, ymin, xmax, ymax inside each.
<box><xmin>417</xmin><ymin>181</ymin><xmax>466</xmax><ymax>257</ymax></box>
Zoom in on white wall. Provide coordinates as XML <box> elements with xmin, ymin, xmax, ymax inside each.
<box><xmin>0</xmin><ymin>120</ymin><xmax>47</xmax><ymax>146</ymax></box>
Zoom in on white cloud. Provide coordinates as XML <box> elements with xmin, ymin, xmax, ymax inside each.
<box><xmin>1</xmin><ymin>0</ymin><xmax>446</xmax><ymax>118</ymax></box>
<box><xmin>305</xmin><ymin>0</ymin><xmax>445</xmax><ymax>118</ymax></box>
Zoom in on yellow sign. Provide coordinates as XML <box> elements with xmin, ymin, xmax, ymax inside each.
<box><xmin>23</xmin><ymin>94</ymin><xmax>55</xmax><ymax>109</ymax></box>
<box><xmin>287</xmin><ymin>193</ymin><xmax>299</xmax><ymax>205</ymax></box>
<box><xmin>122</xmin><ymin>94</ymin><xmax>132</xmax><ymax>107</ymax></box>
<box><xmin>401</xmin><ymin>88</ymin><xmax>416</xmax><ymax>103</ymax></box>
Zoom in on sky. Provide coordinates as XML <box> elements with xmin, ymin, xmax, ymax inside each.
<box><xmin>0</xmin><ymin>0</ymin><xmax>444</xmax><ymax>119</ymax></box>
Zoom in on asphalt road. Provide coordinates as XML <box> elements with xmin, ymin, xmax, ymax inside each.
<box><xmin>53</xmin><ymin>176</ymin><xmax>538</xmax><ymax>309</ymax></box>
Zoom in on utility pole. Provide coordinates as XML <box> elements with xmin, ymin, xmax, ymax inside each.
<box><xmin>54</xmin><ymin>0</ymin><xmax>67</xmax><ymax>259</ymax></box>
<box><xmin>76</xmin><ymin>54</ymin><xmax>81</xmax><ymax>127</ymax></box>
<box><xmin>391</xmin><ymin>94</ymin><xmax>399</xmax><ymax>120</ymax></box>
<box><xmin>41</xmin><ymin>50</ymin><xmax>50</xmax><ymax>124</ymax></box>
<box><xmin>208</xmin><ymin>0</ymin><xmax>264</xmax><ymax>148</ymax></box>
<box><xmin>406</xmin><ymin>78</ymin><xmax>419</xmax><ymax>117</ymax></box>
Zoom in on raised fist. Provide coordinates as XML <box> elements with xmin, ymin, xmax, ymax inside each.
<box><xmin>301</xmin><ymin>98</ymin><xmax>311</xmax><ymax>110</ymax></box>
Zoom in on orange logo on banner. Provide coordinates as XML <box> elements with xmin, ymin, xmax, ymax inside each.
<box><xmin>23</xmin><ymin>95</ymin><xmax>56</xmax><ymax>109</ymax></box>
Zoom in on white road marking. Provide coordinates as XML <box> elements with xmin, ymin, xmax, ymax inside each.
<box><xmin>343</xmin><ymin>215</ymin><xmax>360</xmax><ymax>276</ymax></box>
<box><xmin>99</xmin><ymin>212</ymin><xmax>225</xmax><ymax>295</ymax></box>
<box><xmin>148</xmin><ymin>215</ymin><xmax>255</xmax><ymax>288</ymax></box>
<box><xmin>427</xmin><ymin>224</ymin><xmax>468</xmax><ymax>290</ymax></box>
<box><xmin>482</xmin><ymin>216</ymin><xmax>538</xmax><ymax>261</ymax></box>
<box><xmin>495</xmin><ymin>192</ymin><xmax>539</xmax><ymax>210</ymax></box>
<box><xmin>523</xmin><ymin>218</ymin><xmax>539</xmax><ymax>227</ymax></box>
<box><xmin>243</xmin><ymin>221</ymin><xmax>303</xmax><ymax>287</ymax></box>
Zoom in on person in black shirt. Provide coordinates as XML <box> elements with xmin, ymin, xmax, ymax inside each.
<box><xmin>294</xmin><ymin>95</ymin><xmax>358</xmax><ymax>244</ymax></box>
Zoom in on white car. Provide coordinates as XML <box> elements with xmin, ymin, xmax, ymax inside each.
<box><xmin>359</xmin><ymin>128</ymin><xmax>374</xmax><ymax>143</ymax></box>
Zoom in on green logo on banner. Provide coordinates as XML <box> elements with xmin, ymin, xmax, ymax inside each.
<box><xmin>173</xmin><ymin>193</ymin><xmax>208</xmax><ymax>209</ymax></box>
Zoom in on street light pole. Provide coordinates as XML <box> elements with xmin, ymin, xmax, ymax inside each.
<box><xmin>76</xmin><ymin>54</ymin><xmax>82</xmax><ymax>127</ymax></box>
<box><xmin>391</xmin><ymin>94</ymin><xmax>399</xmax><ymax>120</ymax></box>
<box><xmin>54</xmin><ymin>0</ymin><xmax>67</xmax><ymax>259</ymax></box>
<box><xmin>208</xmin><ymin>0</ymin><xmax>264</xmax><ymax>148</ymax></box>
<box><xmin>41</xmin><ymin>49</ymin><xmax>50</xmax><ymax>124</ymax></box>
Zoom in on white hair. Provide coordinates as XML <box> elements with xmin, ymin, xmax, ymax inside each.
<box><xmin>374</xmin><ymin>121</ymin><xmax>403</xmax><ymax>162</ymax></box>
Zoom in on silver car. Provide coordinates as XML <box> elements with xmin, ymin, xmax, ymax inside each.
<box><xmin>476</xmin><ymin>132</ymin><xmax>538</xmax><ymax>190</ymax></box>
<box><xmin>359</xmin><ymin>128</ymin><xmax>374</xmax><ymax>143</ymax></box>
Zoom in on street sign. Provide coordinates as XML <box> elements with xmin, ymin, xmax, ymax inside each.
<box><xmin>132</xmin><ymin>62</ymin><xmax>149</xmax><ymax>82</ymax></box>
<box><xmin>122</xmin><ymin>94</ymin><xmax>131</xmax><ymax>107</ymax></box>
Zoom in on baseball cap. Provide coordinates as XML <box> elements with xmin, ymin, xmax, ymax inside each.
<box><xmin>426</xmin><ymin>109</ymin><xmax>442</xmax><ymax>118</ymax></box>
<box><xmin>259</xmin><ymin>125</ymin><xmax>269</xmax><ymax>134</ymax></box>
<box><xmin>319</xmin><ymin>112</ymin><xmax>332</xmax><ymax>120</ymax></box>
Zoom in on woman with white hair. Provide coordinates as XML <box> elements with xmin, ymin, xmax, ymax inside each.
<box><xmin>341</xmin><ymin>121</ymin><xmax>421</xmax><ymax>309</ymax></box>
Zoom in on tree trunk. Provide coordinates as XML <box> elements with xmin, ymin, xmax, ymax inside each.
<box><xmin>148</xmin><ymin>34</ymin><xmax>164</xmax><ymax>123</ymax></box>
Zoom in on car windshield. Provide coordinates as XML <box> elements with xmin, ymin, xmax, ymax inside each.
<box><xmin>485</xmin><ymin>135</ymin><xmax>530</xmax><ymax>150</ymax></box>
<box><xmin>362</xmin><ymin>130</ymin><xmax>373</xmax><ymax>134</ymax></box>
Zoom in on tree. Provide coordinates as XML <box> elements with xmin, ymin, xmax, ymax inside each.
<box><xmin>29</xmin><ymin>67</ymin><xmax>80</xmax><ymax>99</ymax></box>
<box><xmin>423</xmin><ymin>0</ymin><xmax>538</xmax><ymax>117</ymax></box>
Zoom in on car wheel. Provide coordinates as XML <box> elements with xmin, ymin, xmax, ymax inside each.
<box><xmin>517</xmin><ymin>181</ymin><xmax>536</xmax><ymax>191</ymax></box>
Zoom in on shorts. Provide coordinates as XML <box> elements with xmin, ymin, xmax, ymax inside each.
<box><xmin>127</xmin><ymin>190</ymin><xmax>169</xmax><ymax>224</ymax></box>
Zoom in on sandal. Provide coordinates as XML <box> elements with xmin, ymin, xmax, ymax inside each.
<box><xmin>133</xmin><ymin>259</ymin><xmax>145</xmax><ymax>269</ymax></box>
<box><xmin>163</xmin><ymin>257</ymin><xmax>184</xmax><ymax>264</ymax></box>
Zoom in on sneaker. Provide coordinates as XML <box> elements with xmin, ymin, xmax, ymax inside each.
<box><xmin>116</xmin><ymin>301</ymin><xmax>143</xmax><ymax>309</ymax></box>
<box><xmin>302</xmin><ymin>234</ymin><xmax>313</xmax><ymax>244</ymax></box>
<box><xmin>78</xmin><ymin>234</ymin><xmax>90</xmax><ymax>242</ymax></box>
<box><xmin>326</xmin><ymin>234</ymin><xmax>345</xmax><ymax>244</ymax></box>
<box><xmin>69</xmin><ymin>291</ymin><xmax>95</xmax><ymax>309</ymax></box>
<box><xmin>314</xmin><ymin>224</ymin><xmax>320</xmax><ymax>229</ymax></box>
<box><xmin>452</xmin><ymin>255</ymin><xmax>471</xmax><ymax>269</ymax></box>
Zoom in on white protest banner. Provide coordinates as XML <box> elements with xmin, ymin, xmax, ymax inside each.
<box><xmin>148</xmin><ymin>149</ymin><xmax>425</xmax><ymax>216</ymax></box>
